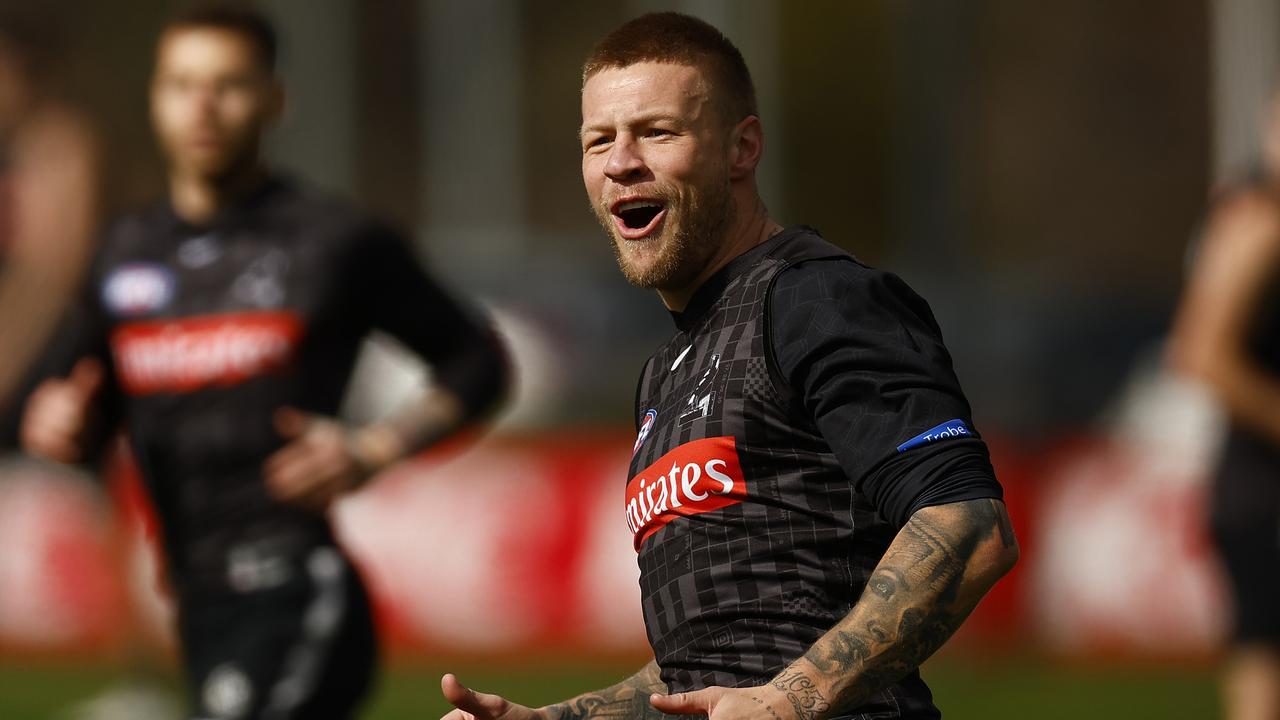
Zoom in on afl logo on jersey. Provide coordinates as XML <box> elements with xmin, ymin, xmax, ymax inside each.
<box><xmin>102</xmin><ymin>264</ymin><xmax>175</xmax><ymax>317</ymax></box>
<box><xmin>633</xmin><ymin>409</ymin><xmax>658</xmax><ymax>455</ymax></box>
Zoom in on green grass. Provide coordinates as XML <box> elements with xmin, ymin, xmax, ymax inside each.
<box><xmin>0</xmin><ymin>657</ymin><xmax>1219</xmax><ymax>719</ymax></box>
<box><xmin>924</xmin><ymin>659</ymin><xmax>1219</xmax><ymax>719</ymax></box>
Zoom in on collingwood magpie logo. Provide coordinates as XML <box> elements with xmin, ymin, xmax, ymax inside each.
<box><xmin>232</xmin><ymin>248</ymin><xmax>290</xmax><ymax>309</ymax></box>
<box><xmin>679</xmin><ymin>353</ymin><xmax>720</xmax><ymax>425</ymax></box>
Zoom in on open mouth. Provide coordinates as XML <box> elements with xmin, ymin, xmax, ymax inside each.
<box><xmin>611</xmin><ymin>198</ymin><xmax>667</xmax><ymax>239</ymax></box>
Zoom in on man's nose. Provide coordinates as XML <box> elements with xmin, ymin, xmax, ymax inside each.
<box><xmin>189</xmin><ymin>87</ymin><xmax>218</xmax><ymax>118</ymax></box>
<box><xmin>604</xmin><ymin>136</ymin><xmax>646</xmax><ymax>182</ymax></box>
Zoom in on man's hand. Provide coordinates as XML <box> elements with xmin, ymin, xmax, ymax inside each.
<box><xmin>440</xmin><ymin>673</ymin><xmax>544</xmax><ymax>720</ymax></box>
<box><xmin>651</xmin><ymin>686</ymin><xmax>752</xmax><ymax>720</ymax></box>
<box><xmin>20</xmin><ymin>357</ymin><xmax>105</xmax><ymax>463</ymax></box>
<box><xmin>263</xmin><ymin>407</ymin><xmax>386</xmax><ymax>512</ymax></box>
<box><xmin>651</xmin><ymin>674</ymin><xmax>822</xmax><ymax>720</ymax></box>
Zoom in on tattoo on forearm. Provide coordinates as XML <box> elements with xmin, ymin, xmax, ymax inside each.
<box><xmin>799</xmin><ymin>498</ymin><xmax>1015</xmax><ymax>710</ymax></box>
<box><xmin>547</xmin><ymin>662</ymin><xmax>675</xmax><ymax>720</ymax></box>
<box><xmin>867</xmin><ymin>567</ymin><xmax>904</xmax><ymax>601</ymax></box>
<box><xmin>770</xmin><ymin>670</ymin><xmax>831</xmax><ymax>720</ymax></box>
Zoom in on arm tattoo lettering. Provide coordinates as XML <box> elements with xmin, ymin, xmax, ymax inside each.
<box><xmin>770</xmin><ymin>670</ymin><xmax>831</xmax><ymax>720</ymax></box>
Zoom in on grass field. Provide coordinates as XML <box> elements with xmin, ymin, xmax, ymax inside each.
<box><xmin>0</xmin><ymin>657</ymin><xmax>1220</xmax><ymax>719</ymax></box>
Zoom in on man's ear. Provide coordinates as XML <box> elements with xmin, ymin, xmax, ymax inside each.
<box><xmin>728</xmin><ymin>115</ymin><xmax>764</xmax><ymax>180</ymax></box>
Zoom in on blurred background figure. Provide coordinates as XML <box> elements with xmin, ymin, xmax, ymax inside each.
<box><xmin>0</xmin><ymin>8</ymin><xmax>99</xmax><ymax>425</ymax></box>
<box><xmin>10</xmin><ymin>2</ymin><xmax>508</xmax><ymax>719</ymax></box>
<box><xmin>1169</xmin><ymin>88</ymin><xmax>1280</xmax><ymax>720</ymax></box>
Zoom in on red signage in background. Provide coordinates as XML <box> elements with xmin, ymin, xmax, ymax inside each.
<box><xmin>0</xmin><ymin>429</ymin><xmax>1229</xmax><ymax>662</ymax></box>
<box><xmin>1031</xmin><ymin>436</ymin><xmax>1227</xmax><ymax>658</ymax></box>
<box><xmin>0</xmin><ymin>462</ymin><xmax>125</xmax><ymax>653</ymax></box>
<box><xmin>333</xmin><ymin>435</ymin><xmax>647</xmax><ymax>655</ymax></box>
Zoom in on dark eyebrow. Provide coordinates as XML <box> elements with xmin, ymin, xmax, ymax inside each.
<box><xmin>579</xmin><ymin>113</ymin><xmax>684</xmax><ymax>143</ymax></box>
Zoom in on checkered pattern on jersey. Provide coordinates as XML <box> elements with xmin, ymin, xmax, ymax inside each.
<box><xmin>629</xmin><ymin>231</ymin><xmax>934</xmax><ymax>717</ymax></box>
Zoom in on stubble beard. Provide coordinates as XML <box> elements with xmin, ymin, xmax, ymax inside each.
<box><xmin>168</xmin><ymin>123</ymin><xmax>264</xmax><ymax>186</ymax></box>
<box><xmin>595</xmin><ymin>174</ymin><xmax>736</xmax><ymax>292</ymax></box>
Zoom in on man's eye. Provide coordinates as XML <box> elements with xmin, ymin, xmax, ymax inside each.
<box><xmin>218</xmin><ymin>79</ymin><xmax>252</xmax><ymax>94</ymax></box>
<box><xmin>585</xmin><ymin>136</ymin><xmax>611</xmax><ymax>150</ymax></box>
<box><xmin>647</xmin><ymin>128</ymin><xmax>671</xmax><ymax>138</ymax></box>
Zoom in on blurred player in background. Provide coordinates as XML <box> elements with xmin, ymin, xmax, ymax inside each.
<box><xmin>441</xmin><ymin>13</ymin><xmax>1016</xmax><ymax>720</ymax></box>
<box><xmin>1169</xmin><ymin>88</ymin><xmax>1280</xmax><ymax>720</ymax></box>
<box><xmin>17</xmin><ymin>3</ymin><xmax>509</xmax><ymax>719</ymax></box>
<box><xmin>0</xmin><ymin>9</ymin><xmax>100</xmax><ymax>426</ymax></box>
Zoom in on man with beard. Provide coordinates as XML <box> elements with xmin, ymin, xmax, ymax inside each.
<box><xmin>19</xmin><ymin>4</ymin><xmax>508</xmax><ymax>719</ymax></box>
<box><xmin>439</xmin><ymin>12</ymin><xmax>1016</xmax><ymax>720</ymax></box>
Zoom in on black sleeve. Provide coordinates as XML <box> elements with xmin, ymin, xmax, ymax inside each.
<box><xmin>768</xmin><ymin>259</ymin><xmax>1002</xmax><ymax>528</ymax></box>
<box><xmin>353</xmin><ymin>225</ymin><xmax>509</xmax><ymax>416</ymax></box>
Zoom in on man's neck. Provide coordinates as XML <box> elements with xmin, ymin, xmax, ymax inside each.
<box><xmin>169</xmin><ymin>164</ymin><xmax>267</xmax><ymax>225</ymax></box>
<box><xmin>658</xmin><ymin>197</ymin><xmax>783</xmax><ymax>313</ymax></box>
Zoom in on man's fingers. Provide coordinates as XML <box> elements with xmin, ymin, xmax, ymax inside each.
<box><xmin>68</xmin><ymin>357</ymin><xmax>104</xmax><ymax>398</ymax></box>
<box><xmin>21</xmin><ymin>390</ymin><xmax>87</xmax><ymax>463</ymax></box>
<box><xmin>649</xmin><ymin>687</ymin><xmax>724</xmax><ymax>715</ymax></box>
<box><xmin>26</xmin><ymin>380</ymin><xmax>92</xmax><ymax>437</ymax></box>
<box><xmin>440</xmin><ymin>673</ymin><xmax>471</xmax><ymax>707</ymax></box>
<box><xmin>263</xmin><ymin>441</ymin><xmax>311</xmax><ymax>481</ymax></box>
<box><xmin>23</xmin><ymin>430</ymin><xmax>81</xmax><ymax>463</ymax></box>
<box><xmin>441</xmin><ymin>674</ymin><xmax>509</xmax><ymax>720</ymax></box>
<box><xmin>273</xmin><ymin>406</ymin><xmax>311</xmax><ymax>440</ymax></box>
<box><xmin>289</xmin><ymin>478</ymin><xmax>339</xmax><ymax>513</ymax></box>
<box><xmin>264</xmin><ymin>453</ymin><xmax>323</xmax><ymax>499</ymax></box>
<box><xmin>30</xmin><ymin>408</ymin><xmax>81</xmax><ymax>442</ymax></box>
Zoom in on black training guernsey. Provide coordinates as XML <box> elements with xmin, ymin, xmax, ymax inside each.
<box><xmin>40</xmin><ymin>175</ymin><xmax>507</xmax><ymax>598</ymax></box>
<box><xmin>627</xmin><ymin>227</ymin><xmax>1001</xmax><ymax>718</ymax></box>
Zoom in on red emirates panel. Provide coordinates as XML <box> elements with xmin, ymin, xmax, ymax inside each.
<box><xmin>110</xmin><ymin>311</ymin><xmax>304</xmax><ymax>396</ymax></box>
<box><xmin>625</xmin><ymin>436</ymin><xmax>747</xmax><ymax>551</ymax></box>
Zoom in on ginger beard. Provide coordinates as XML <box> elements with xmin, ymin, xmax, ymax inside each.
<box><xmin>594</xmin><ymin>162</ymin><xmax>736</xmax><ymax>291</ymax></box>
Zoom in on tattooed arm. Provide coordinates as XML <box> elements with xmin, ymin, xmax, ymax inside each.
<box><xmin>651</xmin><ymin>498</ymin><xmax>1018</xmax><ymax>720</ymax></box>
<box><xmin>545</xmin><ymin>662</ymin><xmax>674</xmax><ymax>720</ymax></box>
<box><xmin>441</xmin><ymin>662</ymin><xmax>678</xmax><ymax>720</ymax></box>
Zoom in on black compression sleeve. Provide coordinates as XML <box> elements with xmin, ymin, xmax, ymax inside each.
<box><xmin>769</xmin><ymin>259</ymin><xmax>1002</xmax><ymax>527</ymax></box>
<box><xmin>355</xmin><ymin>225</ymin><xmax>510</xmax><ymax>417</ymax></box>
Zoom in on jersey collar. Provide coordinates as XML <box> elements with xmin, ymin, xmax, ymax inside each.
<box><xmin>669</xmin><ymin>225</ymin><xmax>809</xmax><ymax>333</ymax></box>
<box><xmin>157</xmin><ymin>174</ymin><xmax>291</xmax><ymax>236</ymax></box>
